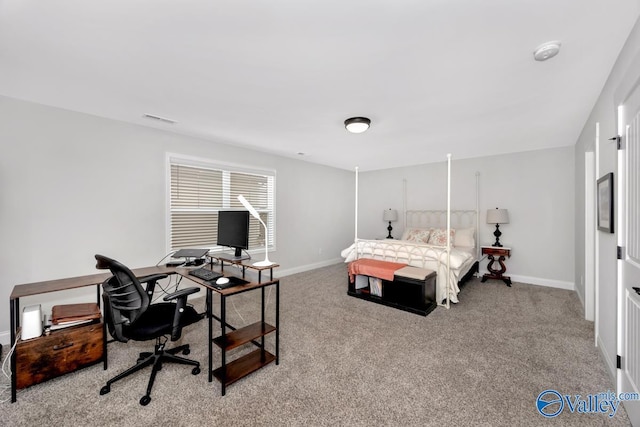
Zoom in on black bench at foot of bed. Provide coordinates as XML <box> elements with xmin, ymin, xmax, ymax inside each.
<box><xmin>347</xmin><ymin>265</ymin><xmax>437</xmax><ymax>316</ymax></box>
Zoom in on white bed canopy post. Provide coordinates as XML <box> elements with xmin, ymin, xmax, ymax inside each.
<box><xmin>403</xmin><ymin>178</ymin><xmax>407</xmax><ymax>231</ymax></box>
<box><xmin>475</xmin><ymin>171</ymin><xmax>480</xmax><ymax>268</ymax></box>
<box><xmin>354</xmin><ymin>166</ymin><xmax>359</xmax><ymax>259</ymax></box>
<box><xmin>446</xmin><ymin>154</ymin><xmax>452</xmax><ymax>309</ymax></box>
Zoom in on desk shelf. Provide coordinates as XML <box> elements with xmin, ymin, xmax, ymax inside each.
<box><xmin>213</xmin><ymin>321</ymin><xmax>276</xmax><ymax>351</ymax></box>
<box><xmin>212</xmin><ymin>349</ymin><xmax>276</xmax><ymax>387</ymax></box>
<box><xmin>208</xmin><ymin>254</ymin><xmax>279</xmax><ymax>283</ymax></box>
<box><xmin>198</xmin><ymin>258</ymin><xmax>280</xmax><ymax>395</ymax></box>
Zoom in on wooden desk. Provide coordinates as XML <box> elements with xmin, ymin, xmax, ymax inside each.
<box><xmin>9</xmin><ymin>263</ymin><xmax>279</xmax><ymax>401</ymax></box>
<box><xmin>9</xmin><ymin>265</ymin><xmax>177</xmax><ymax>403</ymax></box>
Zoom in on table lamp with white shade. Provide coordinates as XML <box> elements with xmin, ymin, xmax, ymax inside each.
<box><xmin>383</xmin><ymin>208</ymin><xmax>398</xmax><ymax>239</ymax></box>
<box><xmin>237</xmin><ymin>195</ymin><xmax>274</xmax><ymax>267</ymax></box>
<box><xmin>486</xmin><ymin>208</ymin><xmax>509</xmax><ymax>247</ymax></box>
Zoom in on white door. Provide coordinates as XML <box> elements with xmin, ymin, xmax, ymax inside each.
<box><xmin>618</xmin><ymin>81</ymin><xmax>640</xmax><ymax>424</ymax></box>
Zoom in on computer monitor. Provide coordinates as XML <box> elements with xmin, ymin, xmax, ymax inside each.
<box><xmin>216</xmin><ymin>210</ymin><xmax>250</xmax><ymax>260</ymax></box>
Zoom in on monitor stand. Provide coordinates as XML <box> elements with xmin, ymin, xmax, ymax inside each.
<box><xmin>217</xmin><ymin>248</ymin><xmax>250</xmax><ymax>262</ymax></box>
<box><xmin>218</xmin><ymin>254</ymin><xmax>250</xmax><ymax>262</ymax></box>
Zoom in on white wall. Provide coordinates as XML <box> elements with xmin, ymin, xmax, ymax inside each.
<box><xmin>357</xmin><ymin>147</ymin><xmax>575</xmax><ymax>287</ymax></box>
<box><xmin>0</xmin><ymin>96</ymin><xmax>355</xmax><ymax>340</ymax></box>
<box><xmin>574</xmin><ymin>16</ymin><xmax>640</xmax><ymax>379</ymax></box>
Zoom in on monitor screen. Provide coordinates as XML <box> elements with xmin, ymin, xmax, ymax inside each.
<box><xmin>216</xmin><ymin>210</ymin><xmax>250</xmax><ymax>259</ymax></box>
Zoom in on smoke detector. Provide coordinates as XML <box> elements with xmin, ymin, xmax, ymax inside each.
<box><xmin>533</xmin><ymin>41</ymin><xmax>561</xmax><ymax>61</ymax></box>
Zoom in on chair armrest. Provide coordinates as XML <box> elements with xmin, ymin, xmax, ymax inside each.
<box><xmin>138</xmin><ymin>273</ymin><xmax>169</xmax><ymax>284</ymax></box>
<box><xmin>162</xmin><ymin>286</ymin><xmax>200</xmax><ymax>302</ymax></box>
<box><xmin>137</xmin><ymin>273</ymin><xmax>169</xmax><ymax>296</ymax></box>
<box><xmin>163</xmin><ymin>287</ymin><xmax>201</xmax><ymax>340</ymax></box>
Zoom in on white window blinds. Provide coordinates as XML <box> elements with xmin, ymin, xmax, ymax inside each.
<box><xmin>169</xmin><ymin>158</ymin><xmax>275</xmax><ymax>252</ymax></box>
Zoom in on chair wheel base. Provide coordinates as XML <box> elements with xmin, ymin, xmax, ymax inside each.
<box><xmin>100</xmin><ymin>385</ymin><xmax>110</xmax><ymax>395</ymax></box>
<box><xmin>192</xmin><ymin>367</ymin><xmax>201</xmax><ymax>375</ymax></box>
<box><xmin>140</xmin><ymin>395</ymin><xmax>151</xmax><ymax>406</ymax></box>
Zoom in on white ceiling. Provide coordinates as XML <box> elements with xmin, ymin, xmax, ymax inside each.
<box><xmin>1</xmin><ymin>1</ymin><xmax>639</xmax><ymax>171</ymax></box>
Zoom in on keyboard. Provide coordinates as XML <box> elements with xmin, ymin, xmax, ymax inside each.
<box><xmin>188</xmin><ymin>268</ymin><xmax>223</xmax><ymax>282</ymax></box>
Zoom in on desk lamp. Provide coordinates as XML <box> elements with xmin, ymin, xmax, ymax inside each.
<box><xmin>237</xmin><ymin>195</ymin><xmax>274</xmax><ymax>267</ymax></box>
<box><xmin>383</xmin><ymin>209</ymin><xmax>398</xmax><ymax>239</ymax></box>
<box><xmin>486</xmin><ymin>208</ymin><xmax>509</xmax><ymax>247</ymax></box>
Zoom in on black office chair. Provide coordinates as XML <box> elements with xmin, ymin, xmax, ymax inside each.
<box><xmin>95</xmin><ymin>254</ymin><xmax>204</xmax><ymax>406</ymax></box>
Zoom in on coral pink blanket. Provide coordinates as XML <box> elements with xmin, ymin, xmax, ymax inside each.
<box><xmin>348</xmin><ymin>258</ymin><xmax>408</xmax><ymax>283</ymax></box>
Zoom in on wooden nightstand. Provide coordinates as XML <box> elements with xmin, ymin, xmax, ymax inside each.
<box><xmin>480</xmin><ymin>246</ymin><xmax>512</xmax><ymax>287</ymax></box>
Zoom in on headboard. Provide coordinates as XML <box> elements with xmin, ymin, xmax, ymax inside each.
<box><xmin>405</xmin><ymin>209</ymin><xmax>477</xmax><ymax>230</ymax></box>
<box><xmin>404</xmin><ymin>209</ymin><xmax>480</xmax><ymax>259</ymax></box>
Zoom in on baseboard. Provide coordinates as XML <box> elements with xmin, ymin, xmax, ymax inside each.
<box><xmin>597</xmin><ymin>334</ymin><xmax>617</xmax><ymax>382</ymax></box>
<box><xmin>576</xmin><ymin>285</ymin><xmax>585</xmax><ymax>306</ymax></box>
<box><xmin>478</xmin><ymin>269</ymin><xmax>575</xmax><ymax>291</ymax></box>
<box><xmin>0</xmin><ymin>330</ymin><xmax>11</xmax><ymax>346</ymax></box>
<box><xmin>277</xmin><ymin>257</ymin><xmax>343</xmax><ymax>278</ymax></box>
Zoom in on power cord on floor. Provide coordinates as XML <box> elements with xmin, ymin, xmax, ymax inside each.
<box><xmin>230</xmin><ymin>298</ymin><xmax>246</xmax><ymax>324</ymax></box>
<box><xmin>228</xmin><ymin>279</ymin><xmax>275</xmax><ymax>326</ymax></box>
<box><xmin>0</xmin><ymin>332</ymin><xmax>21</xmax><ymax>403</ymax></box>
<box><xmin>265</xmin><ymin>285</ymin><xmax>273</xmax><ymax>313</ymax></box>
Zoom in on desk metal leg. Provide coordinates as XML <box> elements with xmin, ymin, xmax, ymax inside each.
<box><xmin>207</xmin><ymin>288</ymin><xmax>213</xmax><ymax>383</ymax></box>
<box><xmin>260</xmin><ymin>287</ymin><xmax>265</xmax><ymax>362</ymax></box>
<box><xmin>220</xmin><ymin>295</ymin><xmax>227</xmax><ymax>395</ymax></box>
<box><xmin>10</xmin><ymin>298</ymin><xmax>18</xmax><ymax>402</ymax></box>
<box><xmin>97</xmin><ymin>284</ymin><xmax>108</xmax><ymax>370</ymax></box>
<box><xmin>276</xmin><ymin>281</ymin><xmax>279</xmax><ymax>365</ymax></box>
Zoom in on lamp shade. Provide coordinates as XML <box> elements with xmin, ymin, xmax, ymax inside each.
<box><xmin>383</xmin><ymin>209</ymin><xmax>398</xmax><ymax>222</ymax></box>
<box><xmin>237</xmin><ymin>194</ymin><xmax>274</xmax><ymax>267</ymax></box>
<box><xmin>486</xmin><ymin>208</ymin><xmax>509</xmax><ymax>224</ymax></box>
<box><xmin>237</xmin><ymin>195</ymin><xmax>260</xmax><ymax>220</ymax></box>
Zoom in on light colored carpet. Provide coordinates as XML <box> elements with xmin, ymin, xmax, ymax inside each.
<box><xmin>0</xmin><ymin>263</ymin><xmax>630</xmax><ymax>426</ymax></box>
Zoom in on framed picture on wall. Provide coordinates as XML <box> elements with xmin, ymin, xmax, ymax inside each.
<box><xmin>597</xmin><ymin>172</ymin><xmax>614</xmax><ymax>233</ymax></box>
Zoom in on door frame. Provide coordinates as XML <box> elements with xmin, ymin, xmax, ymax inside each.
<box><xmin>614</xmin><ymin>50</ymin><xmax>640</xmax><ymax>423</ymax></box>
<box><xmin>585</xmin><ymin>150</ymin><xmax>596</xmax><ymax>323</ymax></box>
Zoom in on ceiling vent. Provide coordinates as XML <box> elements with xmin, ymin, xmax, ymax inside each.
<box><xmin>143</xmin><ymin>114</ymin><xmax>177</xmax><ymax>124</ymax></box>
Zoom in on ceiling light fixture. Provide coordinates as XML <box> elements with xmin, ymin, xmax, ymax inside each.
<box><xmin>533</xmin><ymin>41</ymin><xmax>561</xmax><ymax>61</ymax></box>
<box><xmin>344</xmin><ymin>117</ymin><xmax>371</xmax><ymax>133</ymax></box>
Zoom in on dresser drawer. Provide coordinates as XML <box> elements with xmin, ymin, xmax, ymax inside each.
<box><xmin>16</xmin><ymin>320</ymin><xmax>104</xmax><ymax>389</ymax></box>
<box><xmin>482</xmin><ymin>247</ymin><xmax>510</xmax><ymax>257</ymax></box>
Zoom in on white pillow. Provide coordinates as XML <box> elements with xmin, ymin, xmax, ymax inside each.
<box><xmin>454</xmin><ymin>227</ymin><xmax>475</xmax><ymax>247</ymax></box>
<box><xmin>402</xmin><ymin>228</ymin><xmax>432</xmax><ymax>244</ymax></box>
<box><xmin>428</xmin><ymin>228</ymin><xmax>456</xmax><ymax>246</ymax></box>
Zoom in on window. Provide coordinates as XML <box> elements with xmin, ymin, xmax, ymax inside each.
<box><xmin>168</xmin><ymin>155</ymin><xmax>275</xmax><ymax>253</ymax></box>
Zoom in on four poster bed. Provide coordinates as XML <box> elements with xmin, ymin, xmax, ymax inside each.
<box><xmin>342</xmin><ymin>155</ymin><xmax>480</xmax><ymax>314</ymax></box>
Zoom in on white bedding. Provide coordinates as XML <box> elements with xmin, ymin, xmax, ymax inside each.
<box><xmin>341</xmin><ymin>239</ymin><xmax>477</xmax><ymax>304</ymax></box>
